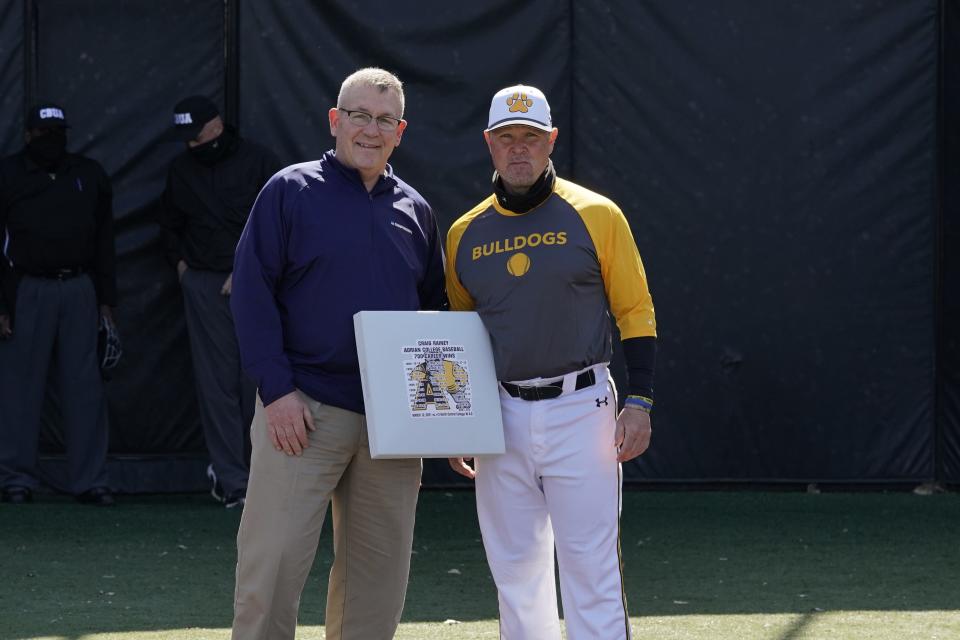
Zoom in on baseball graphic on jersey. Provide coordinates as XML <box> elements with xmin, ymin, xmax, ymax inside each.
<box><xmin>506</xmin><ymin>252</ymin><xmax>531</xmax><ymax>276</ymax></box>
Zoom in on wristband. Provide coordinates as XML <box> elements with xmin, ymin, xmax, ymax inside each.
<box><xmin>624</xmin><ymin>395</ymin><xmax>653</xmax><ymax>413</ymax></box>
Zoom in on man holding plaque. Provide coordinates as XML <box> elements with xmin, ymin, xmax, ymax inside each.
<box><xmin>229</xmin><ymin>68</ymin><xmax>446</xmax><ymax>640</ymax></box>
<box><xmin>446</xmin><ymin>85</ymin><xmax>658</xmax><ymax>639</ymax></box>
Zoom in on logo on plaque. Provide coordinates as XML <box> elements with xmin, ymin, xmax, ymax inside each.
<box><xmin>403</xmin><ymin>339</ymin><xmax>474</xmax><ymax>418</ymax></box>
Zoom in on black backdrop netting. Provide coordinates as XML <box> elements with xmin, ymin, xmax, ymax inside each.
<box><xmin>572</xmin><ymin>0</ymin><xmax>938</xmax><ymax>480</ymax></box>
<box><xmin>942</xmin><ymin>0</ymin><xmax>960</xmax><ymax>482</ymax></box>
<box><xmin>0</xmin><ymin>0</ymin><xmax>22</xmax><ymax>151</ymax></box>
<box><xmin>0</xmin><ymin>0</ymin><xmax>952</xmax><ymax>487</ymax></box>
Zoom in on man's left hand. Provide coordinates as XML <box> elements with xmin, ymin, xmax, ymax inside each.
<box><xmin>221</xmin><ymin>272</ymin><xmax>233</xmax><ymax>296</ymax></box>
<box><xmin>448</xmin><ymin>457</ymin><xmax>476</xmax><ymax>480</ymax></box>
<box><xmin>614</xmin><ymin>406</ymin><xmax>652</xmax><ymax>462</ymax></box>
<box><xmin>99</xmin><ymin>305</ymin><xmax>114</xmax><ymax>325</ymax></box>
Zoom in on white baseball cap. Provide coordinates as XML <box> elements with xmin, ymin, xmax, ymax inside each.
<box><xmin>486</xmin><ymin>84</ymin><xmax>553</xmax><ymax>132</ymax></box>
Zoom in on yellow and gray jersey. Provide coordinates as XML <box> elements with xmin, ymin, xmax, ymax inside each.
<box><xmin>446</xmin><ymin>177</ymin><xmax>656</xmax><ymax>382</ymax></box>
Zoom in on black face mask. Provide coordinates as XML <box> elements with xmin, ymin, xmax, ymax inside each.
<box><xmin>26</xmin><ymin>129</ymin><xmax>67</xmax><ymax>170</ymax></box>
<box><xmin>189</xmin><ymin>129</ymin><xmax>233</xmax><ymax>166</ymax></box>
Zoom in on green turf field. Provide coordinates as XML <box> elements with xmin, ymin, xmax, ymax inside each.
<box><xmin>1</xmin><ymin>489</ymin><xmax>958</xmax><ymax>639</ymax></box>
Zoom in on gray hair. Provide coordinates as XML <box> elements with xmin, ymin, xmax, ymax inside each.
<box><xmin>337</xmin><ymin>67</ymin><xmax>405</xmax><ymax>117</ymax></box>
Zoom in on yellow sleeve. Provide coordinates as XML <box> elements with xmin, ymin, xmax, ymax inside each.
<box><xmin>557</xmin><ymin>180</ymin><xmax>657</xmax><ymax>339</ymax></box>
<box><xmin>600</xmin><ymin>206</ymin><xmax>657</xmax><ymax>338</ymax></box>
<box><xmin>445</xmin><ymin>212</ymin><xmax>477</xmax><ymax>312</ymax></box>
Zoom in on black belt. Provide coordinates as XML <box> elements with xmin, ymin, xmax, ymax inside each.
<box><xmin>500</xmin><ymin>369</ymin><xmax>596</xmax><ymax>401</ymax></box>
<box><xmin>22</xmin><ymin>267</ymin><xmax>85</xmax><ymax>280</ymax></box>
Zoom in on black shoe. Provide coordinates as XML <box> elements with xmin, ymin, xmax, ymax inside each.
<box><xmin>225</xmin><ymin>490</ymin><xmax>246</xmax><ymax>510</ymax></box>
<box><xmin>1</xmin><ymin>486</ymin><xmax>33</xmax><ymax>504</ymax></box>
<box><xmin>76</xmin><ymin>487</ymin><xmax>115</xmax><ymax>506</ymax></box>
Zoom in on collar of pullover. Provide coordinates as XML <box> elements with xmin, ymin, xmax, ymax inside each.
<box><xmin>326</xmin><ymin>150</ymin><xmax>396</xmax><ymax>196</ymax></box>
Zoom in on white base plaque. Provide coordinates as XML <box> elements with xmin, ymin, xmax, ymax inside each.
<box><xmin>354</xmin><ymin>310</ymin><xmax>505</xmax><ymax>459</ymax></box>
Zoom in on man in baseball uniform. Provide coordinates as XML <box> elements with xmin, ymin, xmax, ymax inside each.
<box><xmin>447</xmin><ymin>85</ymin><xmax>657</xmax><ymax>639</ymax></box>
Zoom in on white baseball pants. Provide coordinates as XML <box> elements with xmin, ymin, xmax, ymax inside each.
<box><xmin>475</xmin><ymin>364</ymin><xmax>631</xmax><ymax>639</ymax></box>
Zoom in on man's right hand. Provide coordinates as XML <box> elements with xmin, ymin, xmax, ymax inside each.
<box><xmin>177</xmin><ymin>260</ymin><xmax>188</xmax><ymax>282</ymax></box>
<box><xmin>265</xmin><ymin>391</ymin><xmax>316</xmax><ymax>456</ymax></box>
<box><xmin>0</xmin><ymin>314</ymin><xmax>11</xmax><ymax>339</ymax></box>
<box><xmin>448</xmin><ymin>457</ymin><xmax>476</xmax><ymax>480</ymax></box>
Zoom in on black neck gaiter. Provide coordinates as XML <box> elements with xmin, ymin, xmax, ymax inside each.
<box><xmin>493</xmin><ymin>159</ymin><xmax>556</xmax><ymax>214</ymax></box>
<box><xmin>190</xmin><ymin>127</ymin><xmax>237</xmax><ymax>166</ymax></box>
<box><xmin>26</xmin><ymin>130</ymin><xmax>68</xmax><ymax>171</ymax></box>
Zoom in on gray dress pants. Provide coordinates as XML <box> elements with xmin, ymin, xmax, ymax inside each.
<box><xmin>181</xmin><ymin>268</ymin><xmax>254</xmax><ymax>497</ymax></box>
<box><xmin>0</xmin><ymin>274</ymin><xmax>109</xmax><ymax>494</ymax></box>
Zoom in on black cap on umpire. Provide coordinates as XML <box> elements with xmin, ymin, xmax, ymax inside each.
<box><xmin>164</xmin><ymin>96</ymin><xmax>219</xmax><ymax>142</ymax></box>
<box><xmin>26</xmin><ymin>103</ymin><xmax>70</xmax><ymax>130</ymax></box>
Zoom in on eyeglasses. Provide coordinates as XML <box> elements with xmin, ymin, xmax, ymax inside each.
<box><xmin>338</xmin><ymin>108</ymin><xmax>403</xmax><ymax>132</ymax></box>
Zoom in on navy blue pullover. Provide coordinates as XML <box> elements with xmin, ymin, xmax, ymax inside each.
<box><xmin>231</xmin><ymin>151</ymin><xmax>446</xmax><ymax>413</ymax></box>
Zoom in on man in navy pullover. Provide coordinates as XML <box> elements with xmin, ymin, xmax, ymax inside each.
<box><xmin>229</xmin><ymin>68</ymin><xmax>446</xmax><ymax>640</ymax></box>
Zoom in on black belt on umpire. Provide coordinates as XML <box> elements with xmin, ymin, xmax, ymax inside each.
<box><xmin>19</xmin><ymin>266</ymin><xmax>85</xmax><ymax>280</ymax></box>
<box><xmin>500</xmin><ymin>369</ymin><xmax>596</xmax><ymax>401</ymax></box>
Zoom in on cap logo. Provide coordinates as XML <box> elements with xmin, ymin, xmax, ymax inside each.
<box><xmin>174</xmin><ymin>112</ymin><xmax>193</xmax><ymax>125</ymax></box>
<box><xmin>506</xmin><ymin>92</ymin><xmax>533</xmax><ymax>114</ymax></box>
<box><xmin>39</xmin><ymin>107</ymin><xmax>64</xmax><ymax>120</ymax></box>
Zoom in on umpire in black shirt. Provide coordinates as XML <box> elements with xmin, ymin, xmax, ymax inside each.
<box><xmin>0</xmin><ymin>103</ymin><xmax>116</xmax><ymax>505</ymax></box>
<box><xmin>159</xmin><ymin>96</ymin><xmax>281</xmax><ymax>508</ymax></box>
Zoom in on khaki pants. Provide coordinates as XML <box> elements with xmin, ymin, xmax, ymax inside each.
<box><xmin>232</xmin><ymin>391</ymin><xmax>422</xmax><ymax>640</ymax></box>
